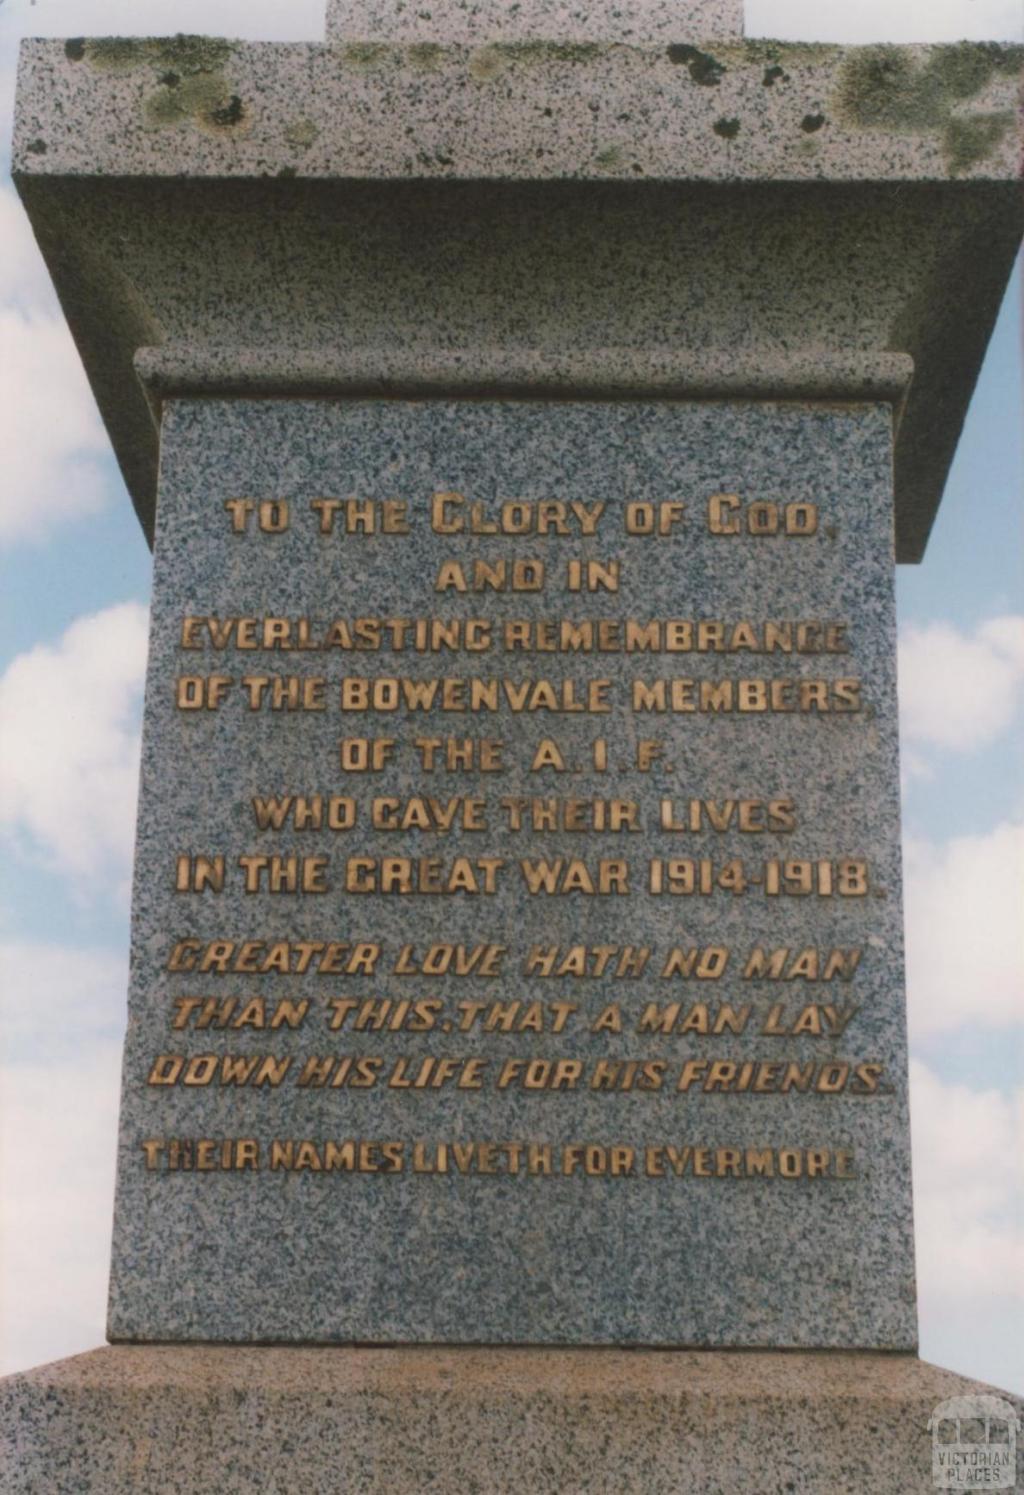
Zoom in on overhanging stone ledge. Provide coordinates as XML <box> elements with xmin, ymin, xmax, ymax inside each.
<box><xmin>133</xmin><ymin>344</ymin><xmax>916</xmax><ymax>417</ymax></box>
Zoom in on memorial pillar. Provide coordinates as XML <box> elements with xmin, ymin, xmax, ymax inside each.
<box><xmin>5</xmin><ymin>3</ymin><xmax>1022</xmax><ymax>1488</ymax></box>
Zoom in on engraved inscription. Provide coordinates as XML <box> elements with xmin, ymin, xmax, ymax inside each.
<box><xmin>151</xmin><ymin>452</ymin><xmax>891</xmax><ymax>1198</ymax></box>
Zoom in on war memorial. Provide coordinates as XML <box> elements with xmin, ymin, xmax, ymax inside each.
<box><xmin>3</xmin><ymin>0</ymin><xmax>1022</xmax><ymax>1487</ymax></box>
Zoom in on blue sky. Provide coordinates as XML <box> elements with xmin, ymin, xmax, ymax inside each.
<box><xmin>1</xmin><ymin>0</ymin><xmax>1021</xmax><ymax>1395</ymax></box>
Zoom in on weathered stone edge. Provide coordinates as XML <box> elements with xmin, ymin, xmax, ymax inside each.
<box><xmin>3</xmin><ymin>1344</ymin><xmax>1007</xmax><ymax>1397</ymax></box>
<box><xmin>13</xmin><ymin>37</ymin><xmax>1024</xmax><ymax>183</ymax></box>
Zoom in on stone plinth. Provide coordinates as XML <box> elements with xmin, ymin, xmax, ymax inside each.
<box><xmin>2</xmin><ymin>1347</ymin><xmax>1021</xmax><ymax>1493</ymax></box>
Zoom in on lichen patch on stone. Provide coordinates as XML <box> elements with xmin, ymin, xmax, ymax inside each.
<box><xmin>68</xmin><ymin>31</ymin><xmax>250</xmax><ymax>137</ymax></box>
<box><xmin>837</xmin><ymin>42</ymin><xmax>1022</xmax><ymax>133</ymax></box>
<box><xmin>407</xmin><ymin>43</ymin><xmax>445</xmax><ymax>71</ymax></box>
<box><xmin>468</xmin><ymin>47</ymin><xmax>507</xmax><ymax>82</ymax></box>
<box><xmin>666</xmin><ymin>44</ymin><xmax>725</xmax><ymax>85</ymax></box>
<box><xmin>284</xmin><ymin>118</ymin><xmax>320</xmax><ymax>150</ymax></box>
<box><xmin>81</xmin><ymin>35</ymin><xmax>233</xmax><ymax>76</ymax></box>
<box><xmin>340</xmin><ymin>42</ymin><xmax>389</xmax><ymax>68</ymax></box>
<box><xmin>944</xmin><ymin>112</ymin><xmax>1013</xmax><ymax>173</ymax></box>
<box><xmin>715</xmin><ymin>39</ymin><xmax>842</xmax><ymax>68</ymax></box>
<box><xmin>492</xmin><ymin>41</ymin><xmax>607</xmax><ymax>65</ymax></box>
<box><xmin>142</xmin><ymin>71</ymin><xmax>250</xmax><ymax>136</ymax></box>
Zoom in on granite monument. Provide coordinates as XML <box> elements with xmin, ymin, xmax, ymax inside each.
<box><xmin>3</xmin><ymin>0</ymin><xmax>1022</xmax><ymax>1488</ymax></box>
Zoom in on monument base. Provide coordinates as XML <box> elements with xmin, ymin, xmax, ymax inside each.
<box><xmin>2</xmin><ymin>1347</ymin><xmax>1020</xmax><ymax>1492</ymax></box>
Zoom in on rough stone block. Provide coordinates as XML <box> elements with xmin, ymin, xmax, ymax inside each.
<box><xmin>2</xmin><ymin>1347</ymin><xmax>1021</xmax><ymax>1494</ymax></box>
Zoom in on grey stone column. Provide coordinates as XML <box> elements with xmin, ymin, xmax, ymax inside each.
<box><xmin>5</xmin><ymin>0</ymin><xmax>1023</xmax><ymax>1487</ymax></box>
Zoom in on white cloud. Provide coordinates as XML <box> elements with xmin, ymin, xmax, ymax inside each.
<box><xmin>746</xmin><ymin>0</ymin><xmax>1024</xmax><ymax>42</ymax></box>
<box><xmin>899</xmin><ymin>616</ymin><xmax>1024</xmax><ymax>756</ymax></box>
<box><xmin>0</xmin><ymin>1045</ymin><xmax>120</xmax><ymax>1374</ymax></box>
<box><xmin>0</xmin><ymin>179</ymin><xmax>110</xmax><ymax>552</ymax></box>
<box><xmin>0</xmin><ymin>939</ymin><xmax>127</xmax><ymax>1374</ymax></box>
<box><xmin>904</xmin><ymin>820</ymin><xmax>1024</xmax><ymax>1038</ymax></box>
<box><xmin>0</xmin><ymin>603</ymin><xmax>148</xmax><ymax>895</ymax></box>
<box><xmin>0</xmin><ymin>185</ymin><xmax>109</xmax><ymax>549</ymax></box>
<box><xmin>0</xmin><ymin>305</ymin><xmax>112</xmax><ymax>545</ymax></box>
<box><xmin>0</xmin><ymin>187</ymin><xmax>60</xmax><ymax>316</ymax></box>
<box><xmin>911</xmin><ymin>1060</ymin><xmax>1024</xmax><ymax>1310</ymax></box>
<box><xmin>0</xmin><ymin>942</ymin><xmax>127</xmax><ymax>1057</ymax></box>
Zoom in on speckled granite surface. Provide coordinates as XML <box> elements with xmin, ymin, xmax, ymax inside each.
<box><xmin>327</xmin><ymin>0</ymin><xmax>745</xmax><ymax>42</ymax></box>
<box><xmin>15</xmin><ymin>37</ymin><xmax>1022</xmax><ymax>183</ymax></box>
<box><xmin>108</xmin><ymin>398</ymin><xmax>914</xmax><ymax>1347</ymax></box>
<box><xmin>3</xmin><ymin>1347</ymin><xmax>1021</xmax><ymax>1494</ymax></box>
